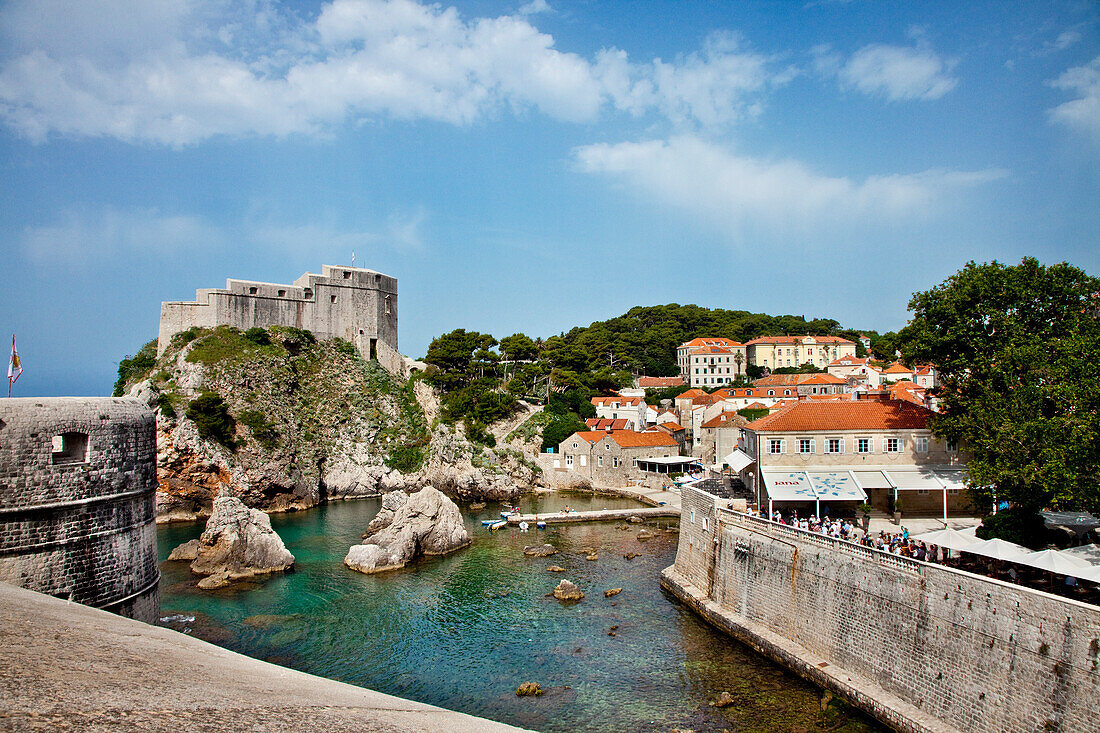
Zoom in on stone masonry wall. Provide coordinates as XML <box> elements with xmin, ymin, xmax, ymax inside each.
<box><xmin>672</xmin><ymin>485</ymin><xmax>1100</xmax><ymax>733</ymax></box>
<box><xmin>0</xmin><ymin>398</ymin><xmax>160</xmax><ymax>623</ymax></box>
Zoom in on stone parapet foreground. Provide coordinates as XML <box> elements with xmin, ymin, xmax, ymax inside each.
<box><xmin>0</xmin><ymin>582</ymin><xmax>532</xmax><ymax>732</ymax></box>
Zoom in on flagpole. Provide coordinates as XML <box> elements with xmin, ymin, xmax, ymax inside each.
<box><xmin>7</xmin><ymin>334</ymin><xmax>12</xmax><ymax>398</ymax></box>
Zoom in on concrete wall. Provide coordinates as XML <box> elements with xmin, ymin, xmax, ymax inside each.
<box><xmin>671</xmin><ymin>485</ymin><xmax>1100</xmax><ymax>733</ymax></box>
<box><xmin>159</xmin><ymin>264</ymin><xmax>400</xmax><ymax>372</ymax></box>
<box><xmin>0</xmin><ymin>398</ymin><xmax>160</xmax><ymax>623</ymax></box>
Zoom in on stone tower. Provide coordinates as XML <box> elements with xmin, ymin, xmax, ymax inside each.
<box><xmin>158</xmin><ymin>265</ymin><xmax>401</xmax><ymax>373</ymax></box>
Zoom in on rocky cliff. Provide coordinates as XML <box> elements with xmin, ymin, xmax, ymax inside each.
<box><xmin>120</xmin><ymin>326</ymin><xmax>539</xmax><ymax>521</ymax></box>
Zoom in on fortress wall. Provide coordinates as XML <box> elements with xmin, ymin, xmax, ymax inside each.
<box><xmin>0</xmin><ymin>398</ymin><xmax>160</xmax><ymax>623</ymax></box>
<box><xmin>157</xmin><ymin>265</ymin><xmax>400</xmax><ymax>371</ymax></box>
<box><xmin>668</xmin><ymin>485</ymin><xmax>1100</xmax><ymax>733</ymax></box>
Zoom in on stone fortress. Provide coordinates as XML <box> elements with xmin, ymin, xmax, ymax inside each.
<box><xmin>0</xmin><ymin>397</ymin><xmax>160</xmax><ymax>623</ymax></box>
<box><xmin>158</xmin><ymin>264</ymin><xmax>405</xmax><ymax>374</ymax></box>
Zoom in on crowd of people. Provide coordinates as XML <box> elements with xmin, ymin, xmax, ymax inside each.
<box><xmin>744</xmin><ymin>508</ymin><xmax>951</xmax><ymax>563</ymax></box>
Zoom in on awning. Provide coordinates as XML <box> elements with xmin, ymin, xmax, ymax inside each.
<box><xmin>935</xmin><ymin>470</ymin><xmax>967</xmax><ymax>491</ymax></box>
<box><xmin>806</xmin><ymin>471</ymin><xmax>866</xmax><ymax>502</ymax></box>
<box><xmin>852</xmin><ymin>470</ymin><xmax>892</xmax><ymax>490</ymax></box>
<box><xmin>722</xmin><ymin>449</ymin><xmax>755</xmax><ymax>473</ymax></box>
<box><xmin>761</xmin><ymin>471</ymin><xmax>816</xmax><ymax>501</ymax></box>
<box><xmin>884</xmin><ymin>469</ymin><xmax>943</xmax><ymax>490</ymax></box>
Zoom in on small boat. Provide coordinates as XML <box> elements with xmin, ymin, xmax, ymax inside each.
<box><xmin>536</xmin><ymin>521</ymin><xmax>547</xmax><ymax>529</ymax></box>
<box><xmin>500</xmin><ymin>511</ymin><xmax>511</xmax><ymax>518</ymax></box>
<box><xmin>481</xmin><ymin>519</ymin><xmax>499</xmax><ymax>526</ymax></box>
<box><xmin>488</xmin><ymin>520</ymin><xmax>507</xmax><ymax>531</ymax></box>
<box><xmin>519</xmin><ymin>521</ymin><xmax>529</xmax><ymax>532</ymax></box>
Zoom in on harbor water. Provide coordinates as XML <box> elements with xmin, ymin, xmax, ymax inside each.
<box><xmin>157</xmin><ymin>493</ymin><xmax>882</xmax><ymax>733</ymax></box>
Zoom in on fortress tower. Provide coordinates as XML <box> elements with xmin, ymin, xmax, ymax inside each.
<box><xmin>158</xmin><ymin>265</ymin><xmax>402</xmax><ymax>373</ymax></box>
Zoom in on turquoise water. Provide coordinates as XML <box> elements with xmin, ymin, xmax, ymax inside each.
<box><xmin>158</xmin><ymin>493</ymin><xmax>882</xmax><ymax>733</ymax></box>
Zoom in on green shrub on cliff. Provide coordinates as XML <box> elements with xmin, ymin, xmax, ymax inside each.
<box><xmin>237</xmin><ymin>409</ymin><xmax>279</xmax><ymax>450</ymax></box>
<box><xmin>186</xmin><ymin>392</ymin><xmax>237</xmax><ymax>450</ymax></box>
<box><xmin>113</xmin><ymin>339</ymin><xmax>159</xmax><ymax>396</ymax></box>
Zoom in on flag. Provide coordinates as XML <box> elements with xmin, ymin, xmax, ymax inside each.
<box><xmin>8</xmin><ymin>335</ymin><xmax>22</xmax><ymax>384</ymax></box>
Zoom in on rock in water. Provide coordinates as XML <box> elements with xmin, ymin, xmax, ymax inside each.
<box><xmin>516</xmin><ymin>682</ymin><xmax>543</xmax><ymax>697</ymax></box>
<box><xmin>604</xmin><ymin>588</ymin><xmax>622</xmax><ymax>597</ymax></box>
<box><xmin>636</xmin><ymin>529</ymin><xmax>654</xmax><ymax>541</ymax></box>
<box><xmin>167</xmin><ymin>539</ymin><xmax>200</xmax><ymax>561</ymax></box>
<box><xmin>345</xmin><ymin>486</ymin><xmax>470</xmax><ymax>574</ymax></box>
<box><xmin>524</xmin><ymin>544</ymin><xmax>558</xmax><ymax>557</ymax></box>
<box><xmin>546</xmin><ymin>565</ymin><xmax>566</xmax><ymax>572</ymax></box>
<box><xmin>711</xmin><ymin>691</ymin><xmax>735</xmax><ymax>708</ymax></box>
<box><xmin>553</xmin><ymin>579</ymin><xmax>584</xmax><ymax>601</ymax></box>
<box><xmin>190</xmin><ymin>497</ymin><xmax>294</xmax><ymax>584</ymax></box>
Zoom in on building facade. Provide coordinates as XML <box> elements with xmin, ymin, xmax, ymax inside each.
<box><xmin>676</xmin><ymin>338</ymin><xmax>747</xmax><ymax>387</ymax></box>
<box><xmin>745</xmin><ymin>336</ymin><xmax>856</xmax><ymax>370</ymax></box>
<box><xmin>554</xmin><ymin>430</ymin><xmax>679</xmax><ymax>486</ymax></box>
<box><xmin>159</xmin><ymin>264</ymin><xmax>402</xmax><ymax>373</ymax></box>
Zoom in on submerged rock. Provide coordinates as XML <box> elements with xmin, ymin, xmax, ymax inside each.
<box><xmin>524</xmin><ymin>544</ymin><xmax>558</xmax><ymax>557</ymax></box>
<box><xmin>344</xmin><ymin>486</ymin><xmax>470</xmax><ymax>574</ymax></box>
<box><xmin>604</xmin><ymin>588</ymin><xmax>622</xmax><ymax>598</ymax></box>
<box><xmin>167</xmin><ymin>539</ymin><xmax>200</xmax><ymax>561</ymax></box>
<box><xmin>190</xmin><ymin>496</ymin><xmax>294</xmax><ymax>586</ymax></box>
<box><xmin>711</xmin><ymin>691</ymin><xmax>735</xmax><ymax>708</ymax></box>
<box><xmin>636</xmin><ymin>529</ymin><xmax>654</xmax><ymax>541</ymax></box>
<box><xmin>623</xmin><ymin>552</ymin><xmax>641</xmax><ymax>560</ymax></box>
<box><xmin>546</xmin><ymin>565</ymin><xmax>566</xmax><ymax>572</ymax></box>
<box><xmin>627</xmin><ymin>515</ymin><xmax>645</xmax><ymax>524</ymax></box>
<box><xmin>553</xmin><ymin>579</ymin><xmax>584</xmax><ymax>601</ymax></box>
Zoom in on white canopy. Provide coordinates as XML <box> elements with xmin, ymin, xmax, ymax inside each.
<box><xmin>1061</xmin><ymin>545</ymin><xmax>1100</xmax><ymax>565</ymax></box>
<box><xmin>805</xmin><ymin>471</ymin><xmax>865</xmax><ymax>501</ymax></box>
<box><xmin>852</xmin><ymin>470</ymin><xmax>892</xmax><ymax>490</ymax></box>
<box><xmin>964</xmin><ymin>538</ymin><xmax>1030</xmax><ymax>562</ymax></box>
<box><xmin>884</xmin><ymin>469</ymin><xmax>943</xmax><ymax>490</ymax></box>
<box><xmin>761</xmin><ymin>470</ymin><xmax>867</xmax><ymax>503</ymax></box>
<box><xmin>1015</xmin><ymin>549</ymin><xmax>1094</xmax><ymax>576</ymax></box>
<box><xmin>761</xmin><ymin>471</ymin><xmax>816</xmax><ymax>502</ymax></box>
<box><xmin>722</xmin><ymin>448</ymin><xmax>755</xmax><ymax>473</ymax></box>
<box><xmin>911</xmin><ymin>527</ymin><xmax>981</xmax><ymax>551</ymax></box>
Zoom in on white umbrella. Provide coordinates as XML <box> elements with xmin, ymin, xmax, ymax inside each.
<box><xmin>1077</xmin><ymin>564</ymin><xmax>1100</xmax><ymax>583</ymax></box>
<box><xmin>1061</xmin><ymin>545</ymin><xmax>1100</xmax><ymax>565</ymax></box>
<box><xmin>911</xmin><ymin>527</ymin><xmax>981</xmax><ymax>551</ymax></box>
<box><xmin>1014</xmin><ymin>549</ymin><xmax>1093</xmax><ymax>576</ymax></box>
<box><xmin>964</xmin><ymin>538</ymin><xmax>1030</xmax><ymax>562</ymax></box>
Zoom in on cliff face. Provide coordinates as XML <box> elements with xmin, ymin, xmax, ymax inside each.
<box><xmin>124</xmin><ymin>326</ymin><xmax>536</xmax><ymax>521</ymax></box>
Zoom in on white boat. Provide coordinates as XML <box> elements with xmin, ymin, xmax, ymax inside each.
<box><xmin>536</xmin><ymin>521</ymin><xmax>546</xmax><ymax>529</ymax></box>
<box><xmin>519</xmin><ymin>521</ymin><xmax>529</xmax><ymax>532</ymax></box>
<box><xmin>488</xmin><ymin>520</ymin><xmax>507</xmax><ymax>531</ymax></box>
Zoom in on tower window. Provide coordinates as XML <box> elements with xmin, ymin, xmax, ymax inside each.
<box><xmin>248</xmin><ymin>287</ymin><xmax>258</xmax><ymax>294</ymax></box>
<box><xmin>343</xmin><ymin>271</ymin><xmax>351</xmax><ymax>279</ymax></box>
<box><xmin>277</xmin><ymin>290</ymin><xmax>286</xmax><ymax>297</ymax></box>
<box><xmin>331</xmin><ymin>295</ymin><xmax>338</xmax><ymax>303</ymax></box>
<box><xmin>51</xmin><ymin>432</ymin><xmax>88</xmax><ymax>464</ymax></box>
<box><xmin>384</xmin><ymin>295</ymin><xmax>391</xmax><ymax>315</ymax></box>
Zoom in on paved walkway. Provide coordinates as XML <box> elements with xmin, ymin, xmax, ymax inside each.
<box><xmin>0</xmin><ymin>582</ymin><xmax>532</xmax><ymax>733</ymax></box>
<box><xmin>505</xmin><ymin>506</ymin><xmax>678</xmax><ymax>525</ymax></box>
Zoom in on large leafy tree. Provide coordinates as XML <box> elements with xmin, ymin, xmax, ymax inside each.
<box><xmin>902</xmin><ymin>258</ymin><xmax>1100</xmax><ymax>536</ymax></box>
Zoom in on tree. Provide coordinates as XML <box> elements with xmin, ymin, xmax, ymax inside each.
<box><xmin>424</xmin><ymin>329</ymin><xmax>497</xmax><ymax>390</ymax></box>
<box><xmin>902</xmin><ymin>258</ymin><xmax>1100</xmax><ymax>545</ymax></box>
<box><xmin>499</xmin><ymin>333</ymin><xmax>538</xmax><ymax>362</ymax></box>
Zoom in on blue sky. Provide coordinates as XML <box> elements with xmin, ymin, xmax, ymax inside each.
<box><xmin>1</xmin><ymin>0</ymin><xmax>1098</xmax><ymax>396</ymax></box>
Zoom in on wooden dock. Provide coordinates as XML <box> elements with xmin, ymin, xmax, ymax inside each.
<box><xmin>504</xmin><ymin>506</ymin><xmax>679</xmax><ymax>525</ymax></box>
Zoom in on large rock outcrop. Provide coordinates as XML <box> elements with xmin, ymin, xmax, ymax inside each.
<box><xmin>189</xmin><ymin>496</ymin><xmax>294</xmax><ymax>586</ymax></box>
<box><xmin>344</xmin><ymin>486</ymin><xmax>470</xmax><ymax>574</ymax></box>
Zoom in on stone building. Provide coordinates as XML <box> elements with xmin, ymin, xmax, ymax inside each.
<box><xmin>553</xmin><ymin>429</ymin><xmax>679</xmax><ymax>486</ymax></box>
<box><xmin>733</xmin><ymin>395</ymin><xmax>970</xmax><ymax>518</ymax></box>
<box><xmin>159</xmin><ymin>264</ymin><xmax>402</xmax><ymax>373</ymax></box>
<box><xmin>0</xmin><ymin>398</ymin><xmax>160</xmax><ymax>623</ymax></box>
<box><xmin>676</xmin><ymin>338</ymin><xmax>747</xmax><ymax>387</ymax></box>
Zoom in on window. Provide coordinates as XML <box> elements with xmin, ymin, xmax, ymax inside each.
<box><xmin>248</xmin><ymin>286</ymin><xmax>258</xmax><ymax>294</ymax></box>
<box><xmin>330</xmin><ymin>295</ymin><xmax>338</xmax><ymax>303</ymax></box>
<box><xmin>885</xmin><ymin>438</ymin><xmax>900</xmax><ymax>453</ymax></box>
<box><xmin>857</xmin><ymin>438</ymin><xmax>871</xmax><ymax>453</ymax></box>
<box><xmin>51</xmin><ymin>432</ymin><xmax>88</xmax><ymax>464</ymax></box>
<box><xmin>690</xmin><ymin>510</ymin><xmax>696</xmax><ymax>524</ymax></box>
<box><xmin>277</xmin><ymin>289</ymin><xmax>286</xmax><ymax>297</ymax></box>
<box><xmin>613</xmin><ymin>457</ymin><xmax>620</xmax><ymax>468</ymax></box>
<box><xmin>916</xmin><ymin>437</ymin><xmax>929</xmax><ymax>453</ymax></box>
<box><xmin>303</xmin><ymin>288</ymin><xmax>313</xmax><ymax>299</ymax></box>
<box><xmin>572</xmin><ymin>442</ymin><xmax>578</xmax><ymax>449</ymax></box>
<box><xmin>828</xmin><ymin>438</ymin><xmax>842</xmax><ymax>453</ymax></box>
<box><xmin>632</xmin><ymin>458</ymin><xmax>638</xmax><ymax>468</ymax></box>
<box><xmin>702</xmin><ymin>517</ymin><xmax>709</xmax><ymax>531</ymax></box>
<box><xmin>343</xmin><ymin>270</ymin><xmax>351</xmax><ymax>279</ymax></box>
<box><xmin>947</xmin><ymin>440</ymin><xmax>958</xmax><ymax>453</ymax></box>
<box><xmin>384</xmin><ymin>295</ymin><xmax>391</xmax><ymax>315</ymax></box>
<box><xmin>605</xmin><ymin>443</ymin><xmax>610</xmax><ymax>450</ymax></box>
<box><xmin>798</xmin><ymin>438</ymin><xmax>813</xmax><ymax>454</ymax></box>
<box><xmin>597</xmin><ymin>456</ymin><xmax>603</xmax><ymax>467</ymax></box>
<box><xmin>566</xmin><ymin>455</ymin><xmax>573</xmax><ymax>466</ymax></box>
<box><xmin>769</xmin><ymin>439</ymin><xmax>785</xmax><ymax>454</ymax></box>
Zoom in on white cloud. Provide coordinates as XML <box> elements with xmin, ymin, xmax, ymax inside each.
<box><xmin>20</xmin><ymin>208</ymin><xmax>224</xmax><ymax>265</ymax></box>
<box><xmin>829</xmin><ymin>43</ymin><xmax>958</xmax><ymax>101</ymax></box>
<box><xmin>517</xmin><ymin>0</ymin><xmax>552</xmax><ymax>16</ymax></box>
<box><xmin>0</xmin><ymin>0</ymin><xmax>780</xmax><ymax>145</ymax></box>
<box><xmin>1048</xmin><ymin>56</ymin><xmax>1100</xmax><ymax>148</ymax></box>
<box><xmin>573</xmin><ymin>136</ymin><xmax>1005</xmax><ymax>238</ymax></box>
<box><xmin>19</xmin><ymin>206</ymin><xmax>427</xmax><ymax>269</ymax></box>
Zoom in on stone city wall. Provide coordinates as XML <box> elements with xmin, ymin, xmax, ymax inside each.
<box><xmin>0</xmin><ymin>398</ymin><xmax>160</xmax><ymax>623</ymax></box>
<box><xmin>159</xmin><ymin>264</ymin><xmax>400</xmax><ymax>372</ymax></box>
<box><xmin>668</xmin><ymin>485</ymin><xmax>1100</xmax><ymax>733</ymax></box>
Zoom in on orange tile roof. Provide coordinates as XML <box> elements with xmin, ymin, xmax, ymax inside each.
<box><xmin>606</xmin><ymin>430</ymin><xmax>679</xmax><ymax>448</ymax></box>
<box><xmin>585</xmin><ymin>418</ymin><xmax>630</xmax><ymax>430</ymax></box>
<box><xmin>638</xmin><ymin>376</ymin><xmax>685</xmax><ymax>387</ymax></box>
<box><xmin>690</xmin><ymin>346</ymin><xmax>735</xmax><ymax>355</ymax></box>
<box><xmin>743</xmin><ymin>399</ymin><xmax>933</xmax><ymax>432</ymax></box>
<box><xmin>573</xmin><ymin>431</ymin><xmax>606</xmax><ymax>444</ymax></box>
<box><xmin>753</xmin><ymin>374</ymin><xmax>821</xmax><ymax>386</ymax></box>
<box><xmin>675</xmin><ymin>389</ymin><xmax>708</xmax><ymax>400</ymax></box>
<box><xmin>829</xmin><ymin>355</ymin><xmax>868</xmax><ymax>366</ymax></box>
<box><xmin>591</xmin><ymin>396</ymin><xmax>642</xmax><ymax>407</ymax></box>
<box><xmin>883</xmin><ymin>362</ymin><xmax>913</xmax><ymax>374</ymax></box>
<box><xmin>800</xmin><ymin>373</ymin><xmax>846</xmax><ymax>384</ymax></box>
<box><xmin>743</xmin><ymin>401</ymin><xmax>768</xmax><ymax>410</ymax></box>
<box><xmin>679</xmin><ymin>337</ymin><xmax>742</xmax><ymax>349</ymax></box>
<box><xmin>701</xmin><ymin>411</ymin><xmax>745</xmax><ymax>429</ymax></box>
<box><xmin>656</xmin><ymin>422</ymin><xmax>686</xmax><ymax>432</ymax></box>
<box><xmin>744</xmin><ymin>335</ymin><xmax>855</xmax><ymax>346</ymax></box>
